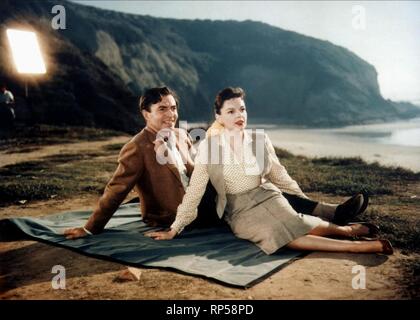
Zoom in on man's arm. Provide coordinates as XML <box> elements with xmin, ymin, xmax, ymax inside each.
<box><xmin>64</xmin><ymin>140</ymin><xmax>144</xmax><ymax>239</ymax></box>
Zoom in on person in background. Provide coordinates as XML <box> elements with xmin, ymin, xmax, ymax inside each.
<box><xmin>0</xmin><ymin>84</ymin><xmax>15</xmax><ymax>130</ymax></box>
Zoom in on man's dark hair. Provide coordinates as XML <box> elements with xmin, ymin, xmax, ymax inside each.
<box><xmin>139</xmin><ymin>86</ymin><xmax>179</xmax><ymax>113</ymax></box>
<box><xmin>214</xmin><ymin>87</ymin><xmax>245</xmax><ymax>115</ymax></box>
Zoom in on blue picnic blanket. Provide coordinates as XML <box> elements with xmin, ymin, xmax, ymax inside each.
<box><xmin>0</xmin><ymin>203</ymin><xmax>303</xmax><ymax>287</ymax></box>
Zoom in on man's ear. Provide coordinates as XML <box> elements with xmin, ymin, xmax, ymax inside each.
<box><xmin>141</xmin><ymin>110</ymin><xmax>150</xmax><ymax>122</ymax></box>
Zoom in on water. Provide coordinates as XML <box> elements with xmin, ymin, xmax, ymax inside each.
<box><xmin>331</xmin><ymin>118</ymin><xmax>420</xmax><ymax>147</ymax></box>
<box><xmin>376</xmin><ymin>128</ymin><xmax>420</xmax><ymax>147</ymax></box>
<box><xmin>249</xmin><ymin>118</ymin><xmax>420</xmax><ymax>172</ymax></box>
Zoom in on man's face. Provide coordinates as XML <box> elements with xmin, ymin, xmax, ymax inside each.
<box><xmin>142</xmin><ymin>94</ymin><xmax>178</xmax><ymax>132</ymax></box>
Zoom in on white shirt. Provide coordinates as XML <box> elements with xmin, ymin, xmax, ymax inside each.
<box><xmin>166</xmin><ymin>133</ymin><xmax>190</xmax><ymax>190</ymax></box>
<box><xmin>219</xmin><ymin>130</ymin><xmax>262</xmax><ymax>194</ymax></box>
<box><xmin>0</xmin><ymin>90</ymin><xmax>14</xmax><ymax>104</ymax></box>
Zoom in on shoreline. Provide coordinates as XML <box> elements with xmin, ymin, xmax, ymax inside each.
<box><xmin>264</xmin><ymin>128</ymin><xmax>420</xmax><ymax>172</ymax></box>
<box><xmin>245</xmin><ymin>117</ymin><xmax>420</xmax><ymax>173</ymax></box>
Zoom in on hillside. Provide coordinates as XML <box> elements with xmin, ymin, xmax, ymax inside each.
<box><xmin>1</xmin><ymin>0</ymin><xmax>419</xmax><ymax>132</ymax></box>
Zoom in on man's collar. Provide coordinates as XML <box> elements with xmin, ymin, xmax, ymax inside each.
<box><xmin>145</xmin><ymin>126</ymin><xmax>157</xmax><ymax>135</ymax></box>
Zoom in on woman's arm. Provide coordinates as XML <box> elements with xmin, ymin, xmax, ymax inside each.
<box><xmin>265</xmin><ymin>134</ymin><xmax>309</xmax><ymax>199</ymax></box>
<box><xmin>171</xmin><ymin>162</ymin><xmax>210</xmax><ymax>233</ymax></box>
<box><xmin>145</xmin><ymin>142</ymin><xmax>210</xmax><ymax>240</ymax></box>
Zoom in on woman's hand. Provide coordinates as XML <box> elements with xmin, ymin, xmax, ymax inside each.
<box><xmin>63</xmin><ymin>227</ymin><xmax>89</xmax><ymax>240</ymax></box>
<box><xmin>144</xmin><ymin>229</ymin><xmax>177</xmax><ymax>240</ymax></box>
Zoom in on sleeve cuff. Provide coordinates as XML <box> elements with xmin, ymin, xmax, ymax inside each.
<box><xmin>83</xmin><ymin>227</ymin><xmax>93</xmax><ymax>235</ymax></box>
<box><xmin>170</xmin><ymin>224</ymin><xmax>183</xmax><ymax>235</ymax></box>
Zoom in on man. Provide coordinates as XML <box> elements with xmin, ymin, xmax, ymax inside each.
<box><xmin>0</xmin><ymin>84</ymin><xmax>15</xmax><ymax>129</ymax></box>
<box><xmin>64</xmin><ymin>86</ymin><xmax>367</xmax><ymax>239</ymax></box>
<box><xmin>64</xmin><ymin>86</ymin><xmax>221</xmax><ymax>239</ymax></box>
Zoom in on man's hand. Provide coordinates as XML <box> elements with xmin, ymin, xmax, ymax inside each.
<box><xmin>63</xmin><ymin>227</ymin><xmax>89</xmax><ymax>240</ymax></box>
<box><xmin>144</xmin><ymin>229</ymin><xmax>177</xmax><ymax>240</ymax></box>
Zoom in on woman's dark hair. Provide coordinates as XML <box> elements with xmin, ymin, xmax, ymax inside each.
<box><xmin>214</xmin><ymin>87</ymin><xmax>245</xmax><ymax>115</ymax></box>
<box><xmin>139</xmin><ymin>86</ymin><xmax>179</xmax><ymax>113</ymax></box>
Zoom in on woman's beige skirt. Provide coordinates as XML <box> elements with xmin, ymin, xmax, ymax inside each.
<box><xmin>224</xmin><ymin>182</ymin><xmax>324</xmax><ymax>254</ymax></box>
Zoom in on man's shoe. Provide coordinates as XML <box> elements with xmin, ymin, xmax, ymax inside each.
<box><xmin>333</xmin><ymin>193</ymin><xmax>369</xmax><ymax>225</ymax></box>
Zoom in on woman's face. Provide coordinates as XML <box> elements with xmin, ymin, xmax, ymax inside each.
<box><xmin>216</xmin><ymin>97</ymin><xmax>247</xmax><ymax>132</ymax></box>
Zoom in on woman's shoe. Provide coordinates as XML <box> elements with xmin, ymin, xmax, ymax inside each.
<box><xmin>378</xmin><ymin>239</ymin><xmax>394</xmax><ymax>255</ymax></box>
<box><xmin>348</xmin><ymin>222</ymin><xmax>380</xmax><ymax>239</ymax></box>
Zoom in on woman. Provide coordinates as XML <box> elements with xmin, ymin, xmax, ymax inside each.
<box><xmin>146</xmin><ymin>87</ymin><xmax>393</xmax><ymax>255</ymax></box>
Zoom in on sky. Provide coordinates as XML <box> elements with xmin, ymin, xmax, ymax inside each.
<box><xmin>73</xmin><ymin>1</ymin><xmax>420</xmax><ymax>103</ymax></box>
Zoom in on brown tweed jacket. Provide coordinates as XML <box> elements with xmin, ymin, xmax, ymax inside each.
<box><xmin>85</xmin><ymin>127</ymin><xmax>197</xmax><ymax>234</ymax></box>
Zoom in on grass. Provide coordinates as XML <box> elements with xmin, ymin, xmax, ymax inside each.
<box><xmin>0</xmin><ymin>151</ymin><xmax>117</xmax><ymax>205</ymax></box>
<box><xmin>0</xmin><ymin>124</ymin><xmax>129</xmax><ymax>152</ymax></box>
<box><xmin>276</xmin><ymin>149</ymin><xmax>420</xmax><ymax>196</ymax></box>
<box><xmin>102</xmin><ymin>143</ymin><xmax>126</xmax><ymax>151</ymax></box>
<box><xmin>399</xmin><ymin>257</ymin><xmax>420</xmax><ymax>299</ymax></box>
<box><xmin>359</xmin><ymin>208</ymin><xmax>420</xmax><ymax>253</ymax></box>
<box><xmin>0</xmin><ymin>125</ymin><xmax>130</xmax><ymax>205</ymax></box>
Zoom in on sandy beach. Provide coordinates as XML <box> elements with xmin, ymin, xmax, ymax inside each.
<box><xmin>1</xmin><ymin>133</ymin><xmax>419</xmax><ymax>300</ymax></box>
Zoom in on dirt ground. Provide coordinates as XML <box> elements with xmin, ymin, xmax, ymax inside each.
<box><xmin>0</xmin><ymin>137</ymin><xmax>418</xmax><ymax>300</ymax></box>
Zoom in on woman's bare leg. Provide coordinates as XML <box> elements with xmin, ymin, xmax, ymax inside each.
<box><xmin>286</xmin><ymin>235</ymin><xmax>384</xmax><ymax>253</ymax></box>
<box><xmin>307</xmin><ymin>220</ymin><xmax>371</xmax><ymax>238</ymax></box>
